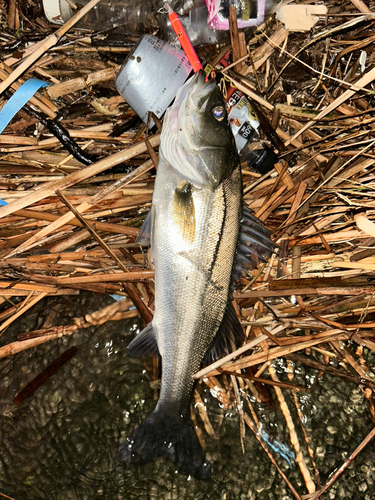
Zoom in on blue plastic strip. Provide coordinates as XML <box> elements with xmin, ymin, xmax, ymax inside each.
<box><xmin>0</xmin><ymin>199</ymin><xmax>8</xmax><ymax>206</ymax></box>
<box><xmin>258</xmin><ymin>431</ymin><xmax>295</xmax><ymax>468</ymax></box>
<box><xmin>0</xmin><ymin>79</ymin><xmax>49</xmax><ymax>134</ymax></box>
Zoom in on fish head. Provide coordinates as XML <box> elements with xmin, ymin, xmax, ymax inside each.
<box><xmin>161</xmin><ymin>71</ymin><xmax>239</xmax><ymax>190</ymax></box>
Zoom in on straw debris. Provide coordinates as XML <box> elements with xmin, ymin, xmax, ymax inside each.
<box><xmin>1</xmin><ymin>0</ymin><xmax>375</xmax><ymax>496</ymax></box>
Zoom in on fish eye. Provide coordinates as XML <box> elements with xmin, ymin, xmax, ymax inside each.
<box><xmin>212</xmin><ymin>106</ymin><xmax>225</xmax><ymax>121</ymax></box>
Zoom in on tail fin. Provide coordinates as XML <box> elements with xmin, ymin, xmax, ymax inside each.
<box><xmin>119</xmin><ymin>410</ymin><xmax>211</xmax><ymax>480</ymax></box>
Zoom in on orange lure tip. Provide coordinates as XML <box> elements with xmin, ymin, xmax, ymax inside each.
<box><xmin>166</xmin><ymin>3</ymin><xmax>204</xmax><ymax>75</ymax></box>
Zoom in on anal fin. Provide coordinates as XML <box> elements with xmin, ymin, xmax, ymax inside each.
<box><xmin>203</xmin><ymin>301</ymin><xmax>244</xmax><ymax>366</ymax></box>
<box><xmin>127</xmin><ymin>323</ymin><xmax>159</xmax><ymax>358</ymax></box>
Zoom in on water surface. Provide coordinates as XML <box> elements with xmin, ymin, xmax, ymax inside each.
<box><xmin>0</xmin><ymin>293</ymin><xmax>374</xmax><ymax>499</ymax></box>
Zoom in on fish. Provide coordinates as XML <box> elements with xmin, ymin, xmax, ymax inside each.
<box><xmin>118</xmin><ymin>71</ymin><xmax>276</xmax><ymax>480</ymax></box>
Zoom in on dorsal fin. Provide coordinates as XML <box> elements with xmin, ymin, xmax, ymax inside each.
<box><xmin>203</xmin><ymin>301</ymin><xmax>244</xmax><ymax>366</ymax></box>
<box><xmin>127</xmin><ymin>323</ymin><xmax>159</xmax><ymax>358</ymax></box>
<box><xmin>234</xmin><ymin>204</ymin><xmax>277</xmax><ymax>280</ymax></box>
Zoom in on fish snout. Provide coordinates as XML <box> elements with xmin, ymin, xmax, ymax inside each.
<box><xmin>194</xmin><ymin>70</ymin><xmax>216</xmax><ymax>92</ymax></box>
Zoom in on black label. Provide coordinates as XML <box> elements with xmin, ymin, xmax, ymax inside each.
<box><xmin>238</xmin><ymin>122</ymin><xmax>255</xmax><ymax>140</ymax></box>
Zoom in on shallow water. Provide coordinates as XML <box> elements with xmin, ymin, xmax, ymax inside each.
<box><xmin>0</xmin><ymin>293</ymin><xmax>374</xmax><ymax>500</ymax></box>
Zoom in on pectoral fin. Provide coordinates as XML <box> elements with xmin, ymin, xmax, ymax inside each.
<box><xmin>203</xmin><ymin>301</ymin><xmax>244</xmax><ymax>365</ymax></box>
<box><xmin>135</xmin><ymin>208</ymin><xmax>154</xmax><ymax>247</ymax></box>
<box><xmin>172</xmin><ymin>181</ymin><xmax>196</xmax><ymax>244</ymax></box>
<box><xmin>127</xmin><ymin>323</ymin><xmax>159</xmax><ymax>358</ymax></box>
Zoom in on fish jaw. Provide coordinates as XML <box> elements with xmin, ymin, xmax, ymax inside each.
<box><xmin>161</xmin><ymin>71</ymin><xmax>239</xmax><ymax>190</ymax></box>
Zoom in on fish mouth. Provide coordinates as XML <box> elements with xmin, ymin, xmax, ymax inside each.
<box><xmin>195</xmin><ymin>70</ymin><xmax>213</xmax><ymax>88</ymax></box>
<box><xmin>171</xmin><ymin>71</ymin><xmax>216</xmax><ymax>118</ymax></box>
<box><xmin>190</xmin><ymin>71</ymin><xmax>217</xmax><ymax>109</ymax></box>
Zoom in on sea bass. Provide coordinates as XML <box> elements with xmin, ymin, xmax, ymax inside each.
<box><xmin>119</xmin><ymin>71</ymin><xmax>276</xmax><ymax>479</ymax></box>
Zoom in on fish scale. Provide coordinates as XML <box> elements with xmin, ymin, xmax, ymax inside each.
<box><xmin>153</xmin><ymin>155</ymin><xmax>238</xmax><ymax>410</ymax></box>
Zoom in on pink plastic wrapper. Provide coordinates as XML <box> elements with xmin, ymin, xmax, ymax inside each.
<box><xmin>205</xmin><ymin>0</ymin><xmax>265</xmax><ymax>30</ymax></box>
